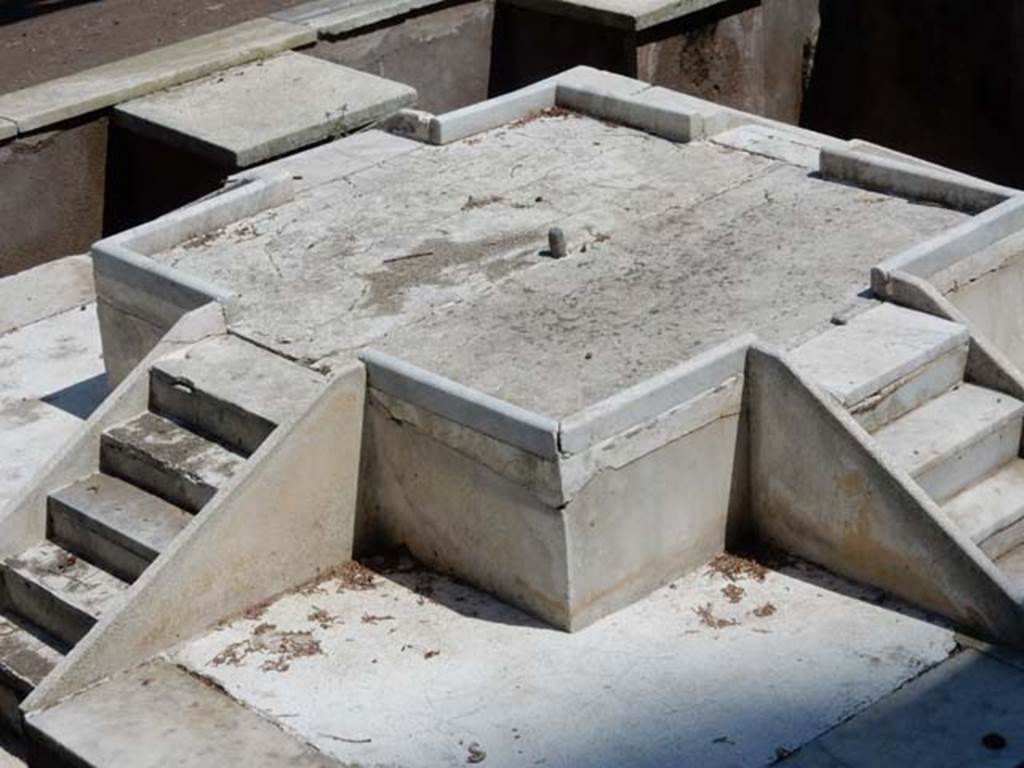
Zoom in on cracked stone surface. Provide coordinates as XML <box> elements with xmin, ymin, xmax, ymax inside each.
<box><xmin>156</xmin><ymin>116</ymin><xmax>967</xmax><ymax>417</ymax></box>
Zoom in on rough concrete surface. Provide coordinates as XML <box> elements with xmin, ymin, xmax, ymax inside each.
<box><xmin>155</xmin><ymin>114</ymin><xmax>966</xmax><ymax>418</ymax></box>
<box><xmin>173</xmin><ymin>553</ymin><xmax>954</xmax><ymax>768</ymax></box>
<box><xmin>115</xmin><ymin>53</ymin><xmax>417</xmax><ymax>169</ymax></box>
<box><xmin>0</xmin><ymin>305</ymin><xmax>106</xmax><ymax>509</ymax></box>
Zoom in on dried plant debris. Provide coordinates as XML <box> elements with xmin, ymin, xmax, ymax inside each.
<box><xmin>753</xmin><ymin>602</ymin><xmax>777</xmax><ymax>618</ymax></box>
<box><xmin>335</xmin><ymin>560</ymin><xmax>377</xmax><ymax>592</ymax></box>
<box><xmin>694</xmin><ymin>603</ymin><xmax>738</xmax><ymax>629</ymax></box>
<box><xmin>307</xmin><ymin>606</ymin><xmax>343</xmax><ymax>630</ymax></box>
<box><xmin>507</xmin><ymin>106</ymin><xmax>578</xmax><ymax>129</ymax></box>
<box><xmin>466</xmin><ymin>742</ymin><xmax>487</xmax><ymax>764</ymax></box>
<box><xmin>211</xmin><ymin>629</ymin><xmax>322</xmax><ymax>673</ymax></box>
<box><xmin>721</xmin><ymin>584</ymin><xmax>745</xmax><ymax>603</ymax></box>
<box><xmin>706</xmin><ymin>553</ymin><xmax>768</xmax><ymax>583</ymax></box>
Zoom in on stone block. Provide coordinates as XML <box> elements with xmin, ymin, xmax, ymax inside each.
<box><xmin>115</xmin><ymin>53</ymin><xmax>416</xmax><ymax>169</ymax></box>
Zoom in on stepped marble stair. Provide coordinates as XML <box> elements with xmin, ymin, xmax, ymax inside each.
<box><xmin>0</xmin><ymin>334</ymin><xmax>323</xmax><ymax>737</ymax></box>
<box><xmin>791</xmin><ymin>302</ymin><xmax>1024</xmax><ymax>602</ymax></box>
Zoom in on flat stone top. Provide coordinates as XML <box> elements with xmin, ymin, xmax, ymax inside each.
<box><xmin>171</xmin><ymin>554</ymin><xmax>953</xmax><ymax>768</ymax></box>
<box><xmin>156</xmin><ymin>115</ymin><xmax>967</xmax><ymax>419</ymax></box>
<box><xmin>114</xmin><ymin>53</ymin><xmax>416</xmax><ymax>169</ymax></box>
<box><xmin>502</xmin><ymin>0</ymin><xmax>734</xmax><ymax>30</ymax></box>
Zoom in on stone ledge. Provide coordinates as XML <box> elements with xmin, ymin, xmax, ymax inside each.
<box><xmin>820</xmin><ymin>145</ymin><xmax>1017</xmax><ymax>215</ymax></box>
<box><xmin>0</xmin><ymin>18</ymin><xmax>315</xmax><ymax>135</ymax></box>
<box><xmin>873</xmin><ymin>195</ymin><xmax>1024</xmax><ymax>287</ymax></box>
<box><xmin>273</xmin><ymin>0</ymin><xmax>447</xmax><ymax>36</ymax></box>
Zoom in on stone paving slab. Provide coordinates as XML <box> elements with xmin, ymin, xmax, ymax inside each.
<box><xmin>0</xmin><ymin>18</ymin><xmax>315</xmax><ymax>134</ymax></box>
<box><xmin>0</xmin><ymin>119</ymin><xmax>13</xmax><ymax>143</ymax></box>
<box><xmin>115</xmin><ymin>53</ymin><xmax>415</xmax><ymax>169</ymax></box>
<box><xmin>173</xmin><ymin>555</ymin><xmax>954</xmax><ymax>768</ymax></box>
<box><xmin>501</xmin><ymin>0</ymin><xmax>733</xmax><ymax>30</ymax></box>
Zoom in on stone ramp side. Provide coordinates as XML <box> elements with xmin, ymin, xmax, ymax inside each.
<box><xmin>771</xmin><ymin>304</ymin><xmax>1024</xmax><ymax>647</ymax></box>
<box><xmin>24</xmin><ymin>659</ymin><xmax>339</xmax><ymax>767</ymax></box>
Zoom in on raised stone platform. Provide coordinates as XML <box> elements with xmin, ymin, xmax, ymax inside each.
<box><xmin>114</xmin><ymin>53</ymin><xmax>417</xmax><ymax>169</ymax></box>
<box><xmin>97</xmin><ymin>75</ymin><xmax>977</xmax><ymax>631</ymax></box>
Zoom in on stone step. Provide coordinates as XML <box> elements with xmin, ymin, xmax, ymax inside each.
<box><xmin>24</xmin><ymin>659</ymin><xmax>340</xmax><ymax>767</ymax></box>
<box><xmin>0</xmin><ymin>542</ymin><xmax>128</xmax><ymax>648</ymax></box>
<box><xmin>994</xmin><ymin>543</ymin><xmax>1024</xmax><ymax>603</ymax></box>
<box><xmin>943</xmin><ymin>459</ymin><xmax>1024</xmax><ymax>560</ymax></box>
<box><xmin>872</xmin><ymin>383</ymin><xmax>1024</xmax><ymax>504</ymax></box>
<box><xmin>48</xmin><ymin>474</ymin><xmax>193</xmax><ymax>583</ymax></box>
<box><xmin>100</xmin><ymin>412</ymin><xmax>246</xmax><ymax>514</ymax></box>
<box><xmin>0</xmin><ymin>614</ymin><xmax>64</xmax><ymax>733</ymax></box>
<box><xmin>789</xmin><ymin>303</ymin><xmax>969</xmax><ymax>433</ymax></box>
<box><xmin>149</xmin><ymin>335</ymin><xmax>325</xmax><ymax>456</ymax></box>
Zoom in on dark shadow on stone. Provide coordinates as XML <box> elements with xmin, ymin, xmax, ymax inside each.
<box><xmin>362</xmin><ymin>549</ymin><xmax>560</xmax><ymax>632</ymax></box>
<box><xmin>734</xmin><ymin>537</ymin><xmax>959</xmax><ymax>636</ymax></box>
<box><xmin>41</xmin><ymin>372</ymin><xmax>109</xmax><ymax>420</ymax></box>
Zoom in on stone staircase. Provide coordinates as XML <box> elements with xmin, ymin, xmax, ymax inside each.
<box><xmin>791</xmin><ymin>303</ymin><xmax>1024</xmax><ymax>602</ymax></box>
<box><xmin>0</xmin><ymin>334</ymin><xmax>323</xmax><ymax>736</ymax></box>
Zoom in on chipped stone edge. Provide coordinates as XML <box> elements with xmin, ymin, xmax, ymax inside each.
<box><xmin>872</xmin><ymin>194</ymin><xmax>1024</xmax><ymax>289</ymax></box>
<box><xmin>820</xmin><ymin>145</ymin><xmax>1019</xmax><ymax>215</ymax></box>
<box><xmin>559</xmin><ymin>333</ymin><xmax>755</xmax><ymax>455</ymax></box>
<box><xmin>360</xmin><ymin>334</ymin><xmax>753</xmax><ymax>465</ymax></box>
<box><xmin>360</xmin><ymin>349</ymin><xmax>561</xmax><ymax>460</ymax></box>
